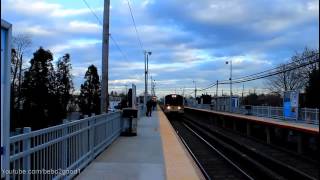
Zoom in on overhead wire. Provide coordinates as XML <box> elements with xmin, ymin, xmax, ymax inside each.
<box><xmin>81</xmin><ymin>0</ymin><xmax>129</xmax><ymax>62</ymax></box>
<box><xmin>196</xmin><ymin>53</ymin><xmax>319</xmax><ymax>92</ymax></box>
<box><xmin>126</xmin><ymin>0</ymin><xmax>144</xmax><ymax>51</ymax></box>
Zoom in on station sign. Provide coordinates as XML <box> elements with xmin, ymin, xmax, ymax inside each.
<box><xmin>283</xmin><ymin>91</ymin><xmax>299</xmax><ymax>120</ymax></box>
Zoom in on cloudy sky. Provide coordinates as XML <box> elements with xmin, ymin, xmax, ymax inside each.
<box><xmin>1</xmin><ymin>0</ymin><xmax>319</xmax><ymax>97</ymax></box>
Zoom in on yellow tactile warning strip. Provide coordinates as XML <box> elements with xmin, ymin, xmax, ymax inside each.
<box><xmin>157</xmin><ymin>109</ymin><xmax>205</xmax><ymax>180</ymax></box>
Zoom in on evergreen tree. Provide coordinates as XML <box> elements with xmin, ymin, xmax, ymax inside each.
<box><xmin>54</xmin><ymin>54</ymin><xmax>74</xmax><ymax>118</ymax></box>
<box><xmin>79</xmin><ymin>65</ymin><xmax>101</xmax><ymax>116</ymax></box>
<box><xmin>21</xmin><ymin>47</ymin><xmax>55</xmax><ymax>129</ymax></box>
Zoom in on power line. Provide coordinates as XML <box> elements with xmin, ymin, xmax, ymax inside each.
<box><xmin>110</xmin><ymin>34</ymin><xmax>129</xmax><ymax>61</ymax></box>
<box><xmin>220</xmin><ymin>55</ymin><xmax>319</xmax><ymax>84</ymax></box>
<box><xmin>220</xmin><ymin>53</ymin><xmax>319</xmax><ymax>84</ymax></box>
<box><xmin>196</xmin><ymin>53</ymin><xmax>319</xmax><ymax>91</ymax></box>
<box><xmin>82</xmin><ymin>0</ymin><xmax>129</xmax><ymax>62</ymax></box>
<box><xmin>82</xmin><ymin>0</ymin><xmax>103</xmax><ymax>25</ymax></box>
<box><xmin>126</xmin><ymin>0</ymin><xmax>144</xmax><ymax>51</ymax></box>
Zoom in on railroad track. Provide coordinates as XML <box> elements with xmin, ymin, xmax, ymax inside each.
<box><xmin>170</xmin><ymin>120</ymin><xmax>253</xmax><ymax>180</ymax></box>
<box><xmin>169</xmin><ymin>116</ymin><xmax>318</xmax><ymax>180</ymax></box>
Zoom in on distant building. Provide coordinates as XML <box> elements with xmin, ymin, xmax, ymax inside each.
<box><xmin>211</xmin><ymin>96</ymin><xmax>239</xmax><ymax>111</ymax></box>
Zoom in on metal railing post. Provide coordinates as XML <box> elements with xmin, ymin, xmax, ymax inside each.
<box><xmin>89</xmin><ymin>118</ymin><xmax>95</xmax><ymax>160</ymax></box>
<box><xmin>62</xmin><ymin>119</ymin><xmax>69</xmax><ymax>169</ymax></box>
<box><xmin>22</xmin><ymin>127</ymin><xmax>31</xmax><ymax>180</ymax></box>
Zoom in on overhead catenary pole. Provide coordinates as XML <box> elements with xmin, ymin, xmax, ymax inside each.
<box><xmin>144</xmin><ymin>51</ymin><xmax>151</xmax><ymax>109</ymax></box>
<box><xmin>144</xmin><ymin>51</ymin><xmax>147</xmax><ymax>109</ymax></box>
<box><xmin>216</xmin><ymin>80</ymin><xmax>219</xmax><ymax>97</ymax></box>
<box><xmin>226</xmin><ymin>60</ymin><xmax>233</xmax><ymax>112</ymax></box>
<box><xmin>101</xmin><ymin>0</ymin><xmax>110</xmax><ymax>113</ymax></box>
<box><xmin>230</xmin><ymin>60</ymin><xmax>233</xmax><ymax>112</ymax></box>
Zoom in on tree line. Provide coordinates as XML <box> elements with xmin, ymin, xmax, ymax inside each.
<box><xmin>11</xmin><ymin>35</ymin><xmax>103</xmax><ymax>131</ymax></box>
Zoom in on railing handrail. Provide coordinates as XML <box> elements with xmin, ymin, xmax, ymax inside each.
<box><xmin>189</xmin><ymin>103</ymin><xmax>319</xmax><ymax>125</ymax></box>
<box><xmin>8</xmin><ymin>111</ymin><xmax>123</xmax><ymax>180</ymax></box>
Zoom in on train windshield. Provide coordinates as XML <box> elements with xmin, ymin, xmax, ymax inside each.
<box><xmin>165</xmin><ymin>95</ymin><xmax>183</xmax><ymax>106</ymax></box>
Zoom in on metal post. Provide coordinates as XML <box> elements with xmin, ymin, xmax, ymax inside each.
<box><xmin>230</xmin><ymin>60</ymin><xmax>233</xmax><ymax>112</ymax></box>
<box><xmin>150</xmin><ymin>76</ymin><xmax>153</xmax><ymax>96</ymax></box>
<box><xmin>216</xmin><ymin>80</ymin><xmax>219</xmax><ymax>97</ymax></box>
<box><xmin>101</xmin><ymin>0</ymin><xmax>110</xmax><ymax>114</ymax></box>
<box><xmin>89</xmin><ymin>118</ymin><xmax>95</xmax><ymax>160</ymax></box>
<box><xmin>193</xmin><ymin>80</ymin><xmax>197</xmax><ymax>99</ymax></box>
<box><xmin>144</xmin><ymin>51</ymin><xmax>147</xmax><ymax>110</ymax></box>
<box><xmin>23</xmin><ymin>127</ymin><xmax>31</xmax><ymax>180</ymax></box>
<box><xmin>62</xmin><ymin>120</ymin><xmax>68</xmax><ymax>168</ymax></box>
<box><xmin>144</xmin><ymin>51</ymin><xmax>151</xmax><ymax>110</ymax></box>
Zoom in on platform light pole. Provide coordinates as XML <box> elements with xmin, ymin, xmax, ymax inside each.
<box><xmin>193</xmin><ymin>80</ymin><xmax>197</xmax><ymax>105</ymax></box>
<box><xmin>101</xmin><ymin>0</ymin><xmax>110</xmax><ymax>114</ymax></box>
<box><xmin>226</xmin><ymin>60</ymin><xmax>232</xmax><ymax>112</ymax></box>
<box><xmin>144</xmin><ymin>50</ymin><xmax>152</xmax><ymax>109</ymax></box>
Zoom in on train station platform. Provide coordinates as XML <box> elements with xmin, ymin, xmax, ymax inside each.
<box><xmin>186</xmin><ymin>107</ymin><xmax>319</xmax><ymax>134</ymax></box>
<box><xmin>76</xmin><ymin>107</ymin><xmax>203</xmax><ymax>180</ymax></box>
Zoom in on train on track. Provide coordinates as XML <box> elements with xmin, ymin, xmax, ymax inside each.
<box><xmin>163</xmin><ymin>94</ymin><xmax>184</xmax><ymax>114</ymax></box>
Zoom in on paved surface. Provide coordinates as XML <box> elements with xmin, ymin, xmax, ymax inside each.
<box><xmin>76</xmin><ymin>108</ymin><xmax>203</xmax><ymax>180</ymax></box>
<box><xmin>76</xmin><ymin>109</ymin><xmax>165</xmax><ymax>180</ymax></box>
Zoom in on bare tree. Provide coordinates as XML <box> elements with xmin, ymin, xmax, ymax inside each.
<box><xmin>267</xmin><ymin>48</ymin><xmax>319</xmax><ymax>93</ymax></box>
<box><xmin>11</xmin><ymin>34</ymin><xmax>32</xmax><ymax>109</ymax></box>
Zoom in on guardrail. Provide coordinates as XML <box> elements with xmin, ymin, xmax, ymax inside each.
<box><xmin>190</xmin><ymin>104</ymin><xmax>319</xmax><ymax>125</ymax></box>
<box><xmin>7</xmin><ymin>111</ymin><xmax>122</xmax><ymax>180</ymax></box>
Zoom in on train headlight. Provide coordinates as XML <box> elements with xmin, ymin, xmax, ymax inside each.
<box><xmin>178</xmin><ymin>106</ymin><xmax>181</xmax><ymax>110</ymax></box>
<box><xmin>167</xmin><ymin>106</ymin><xmax>171</xmax><ymax>110</ymax></box>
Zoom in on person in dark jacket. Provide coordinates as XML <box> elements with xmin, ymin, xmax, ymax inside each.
<box><xmin>146</xmin><ymin>100</ymin><xmax>152</xmax><ymax>117</ymax></box>
<box><xmin>152</xmin><ymin>100</ymin><xmax>157</xmax><ymax>111</ymax></box>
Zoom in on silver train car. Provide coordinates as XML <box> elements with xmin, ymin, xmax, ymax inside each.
<box><xmin>163</xmin><ymin>94</ymin><xmax>184</xmax><ymax>114</ymax></box>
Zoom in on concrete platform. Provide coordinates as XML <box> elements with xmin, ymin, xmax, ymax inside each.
<box><xmin>186</xmin><ymin>107</ymin><xmax>319</xmax><ymax>134</ymax></box>
<box><xmin>76</xmin><ymin>108</ymin><xmax>203</xmax><ymax>180</ymax></box>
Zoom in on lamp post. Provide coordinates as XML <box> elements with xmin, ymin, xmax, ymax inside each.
<box><xmin>193</xmin><ymin>80</ymin><xmax>197</xmax><ymax>105</ymax></box>
<box><xmin>153</xmin><ymin>79</ymin><xmax>156</xmax><ymax>96</ymax></box>
<box><xmin>226</xmin><ymin>60</ymin><xmax>232</xmax><ymax>112</ymax></box>
<box><xmin>144</xmin><ymin>50</ymin><xmax>152</xmax><ymax>110</ymax></box>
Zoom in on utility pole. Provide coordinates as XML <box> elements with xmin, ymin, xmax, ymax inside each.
<box><xmin>241</xmin><ymin>84</ymin><xmax>244</xmax><ymax>106</ymax></box>
<box><xmin>226</xmin><ymin>60</ymin><xmax>233</xmax><ymax>112</ymax></box>
<box><xmin>216</xmin><ymin>80</ymin><xmax>219</xmax><ymax>97</ymax></box>
<box><xmin>150</xmin><ymin>76</ymin><xmax>153</xmax><ymax>96</ymax></box>
<box><xmin>153</xmin><ymin>80</ymin><xmax>156</xmax><ymax>96</ymax></box>
<box><xmin>193</xmin><ymin>80</ymin><xmax>197</xmax><ymax>98</ymax></box>
<box><xmin>144</xmin><ymin>50</ymin><xmax>151</xmax><ymax>109</ymax></box>
<box><xmin>125</xmin><ymin>84</ymin><xmax>128</xmax><ymax>101</ymax></box>
<box><xmin>101</xmin><ymin>0</ymin><xmax>110</xmax><ymax>114</ymax></box>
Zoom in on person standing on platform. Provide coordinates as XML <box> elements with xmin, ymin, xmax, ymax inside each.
<box><xmin>152</xmin><ymin>100</ymin><xmax>157</xmax><ymax>111</ymax></box>
<box><xmin>146</xmin><ymin>100</ymin><xmax>152</xmax><ymax>117</ymax></box>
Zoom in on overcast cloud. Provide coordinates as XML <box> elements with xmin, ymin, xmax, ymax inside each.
<box><xmin>1</xmin><ymin>0</ymin><xmax>319</xmax><ymax>96</ymax></box>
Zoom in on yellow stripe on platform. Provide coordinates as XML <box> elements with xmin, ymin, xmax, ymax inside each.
<box><xmin>158</xmin><ymin>109</ymin><xmax>204</xmax><ymax>180</ymax></box>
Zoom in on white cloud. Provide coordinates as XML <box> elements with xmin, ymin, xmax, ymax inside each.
<box><xmin>49</xmin><ymin>38</ymin><xmax>101</xmax><ymax>54</ymax></box>
<box><xmin>14</xmin><ymin>22</ymin><xmax>56</xmax><ymax>37</ymax></box>
<box><xmin>109</xmin><ymin>79</ymin><xmax>142</xmax><ymax>85</ymax></box>
<box><xmin>6</xmin><ymin>0</ymin><xmax>102</xmax><ymax>18</ymax></box>
<box><xmin>51</xmin><ymin>7</ymin><xmax>103</xmax><ymax>17</ymax></box>
<box><xmin>67</xmin><ymin>21</ymin><xmax>102</xmax><ymax>33</ymax></box>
